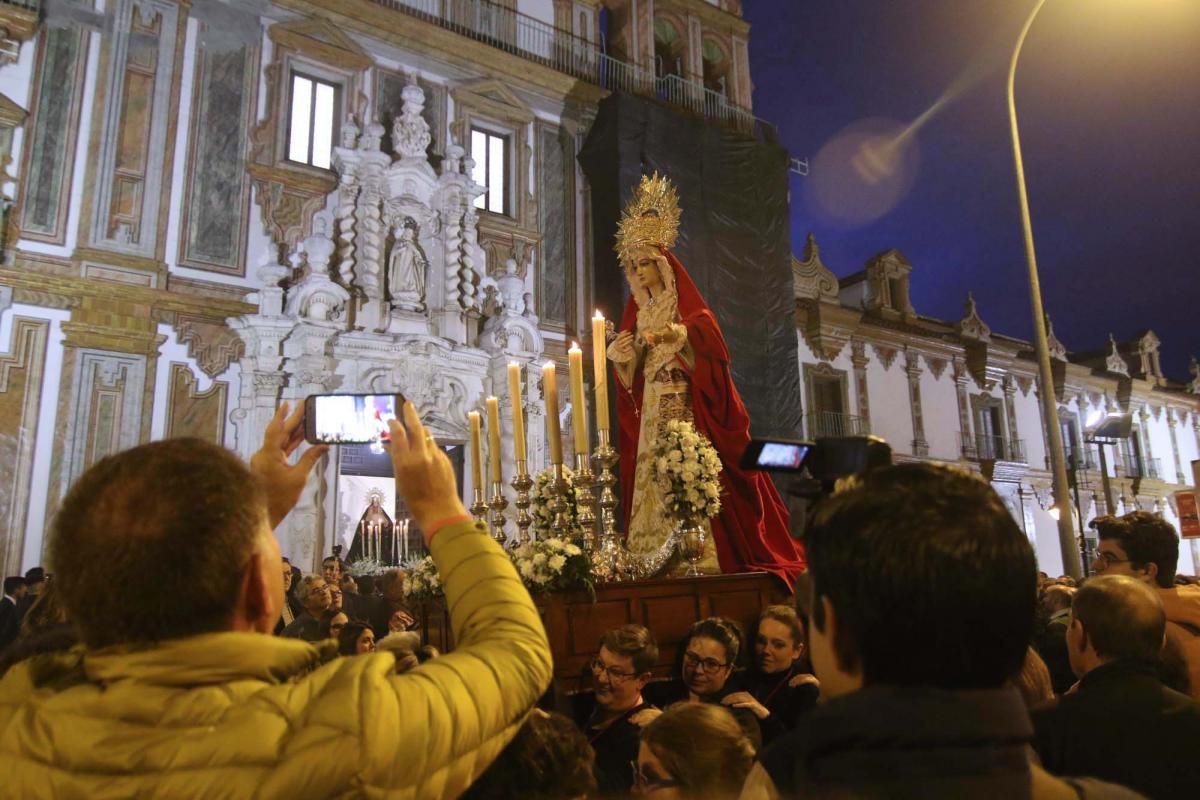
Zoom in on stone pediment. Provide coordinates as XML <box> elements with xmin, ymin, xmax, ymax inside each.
<box><xmin>267</xmin><ymin>18</ymin><xmax>372</xmax><ymax>70</ymax></box>
<box><xmin>452</xmin><ymin>79</ymin><xmax>534</xmax><ymax>123</ymax></box>
<box><xmin>793</xmin><ymin>233</ymin><xmax>838</xmax><ymax>303</ymax></box>
<box><xmin>957</xmin><ymin>292</ymin><xmax>991</xmax><ymax>343</ymax></box>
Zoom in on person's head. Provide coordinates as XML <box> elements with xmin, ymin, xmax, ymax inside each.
<box><xmin>317</xmin><ymin>608</ymin><xmax>349</xmax><ymax>640</ymax></box>
<box><xmin>322</xmin><ymin>556</ymin><xmax>343</xmax><ymax>585</ymax></box>
<box><xmin>338</xmin><ymin>621</ymin><xmax>375</xmax><ymax>655</ymax></box>
<box><xmin>592</xmin><ymin>624</ymin><xmax>658</xmax><ymax>712</ymax></box>
<box><xmin>1090</xmin><ymin>511</ymin><xmax>1179</xmax><ymax>588</ymax></box>
<box><xmin>1068</xmin><ymin>574</ymin><xmax>1166</xmax><ymax>678</ymax></box>
<box><xmin>680</xmin><ymin>617</ymin><xmax>742</xmax><ymax>698</ymax></box>
<box><xmin>806</xmin><ymin>463</ymin><xmax>1036</xmax><ymax>698</ymax></box>
<box><xmin>50</xmin><ymin>438</ymin><xmax>280</xmax><ymax>649</ymax></box>
<box><xmin>19</xmin><ymin>581</ymin><xmax>68</xmax><ymax>637</ymax></box>
<box><xmin>357</xmin><ymin>574</ymin><xmax>377</xmax><ymax>596</ymax></box>
<box><xmin>327</xmin><ymin>583</ymin><xmax>343</xmax><ymax>611</ymax></box>
<box><xmin>3</xmin><ymin>576</ymin><xmax>26</xmax><ymax>600</ymax></box>
<box><xmin>387</xmin><ymin>607</ymin><xmax>412</xmax><ymax>633</ymax></box>
<box><xmin>636</xmin><ymin>703</ymin><xmax>755</xmax><ymax>798</ymax></box>
<box><xmin>380</xmin><ymin>568</ymin><xmax>405</xmax><ymax>603</ymax></box>
<box><xmin>280</xmin><ymin>558</ymin><xmax>293</xmax><ymax>592</ymax></box>
<box><xmin>754</xmin><ymin>605</ymin><xmax>805</xmax><ymax>675</ymax></box>
<box><xmin>24</xmin><ymin>567</ymin><xmax>45</xmax><ymax>595</ymax></box>
<box><xmin>627</xmin><ymin>245</ymin><xmax>667</xmax><ymax>294</ymax></box>
<box><xmin>1040</xmin><ymin>584</ymin><xmax>1075</xmax><ymax>616</ymax></box>
<box><xmin>340</xmin><ymin>574</ymin><xmax>358</xmax><ymax>595</ymax></box>
<box><xmin>460</xmin><ymin>710</ymin><xmax>597</xmax><ymax>800</ymax></box>
<box><xmin>296</xmin><ymin>575</ymin><xmax>331</xmax><ymax>615</ymax></box>
<box><xmin>1014</xmin><ymin>646</ymin><xmax>1054</xmax><ymax>711</ymax></box>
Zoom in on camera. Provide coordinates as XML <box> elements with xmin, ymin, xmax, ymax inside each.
<box><xmin>742</xmin><ymin>435</ymin><xmax>893</xmax><ymax>499</ymax></box>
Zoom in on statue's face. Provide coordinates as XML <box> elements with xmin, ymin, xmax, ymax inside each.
<box><xmin>631</xmin><ymin>248</ymin><xmax>664</xmax><ymax>292</ymax></box>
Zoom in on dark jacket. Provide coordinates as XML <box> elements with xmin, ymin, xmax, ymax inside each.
<box><xmin>1033</xmin><ymin>659</ymin><xmax>1200</xmax><ymax>799</ymax></box>
<box><xmin>1034</xmin><ymin>609</ymin><xmax>1076</xmax><ymax>695</ymax></box>
<box><xmin>761</xmin><ymin>685</ymin><xmax>1142</xmax><ymax>799</ymax></box>
<box><xmin>0</xmin><ymin>597</ymin><xmax>19</xmax><ymax>654</ymax></box>
<box><xmin>743</xmin><ymin>662</ymin><xmax>819</xmax><ymax>744</ymax></box>
<box><xmin>644</xmin><ymin>674</ymin><xmax>762</xmax><ymax>750</ymax></box>
<box><xmin>280</xmin><ymin>612</ymin><xmax>321</xmax><ymax>642</ymax></box>
<box><xmin>572</xmin><ymin>691</ymin><xmax>654</xmax><ymax>796</ymax></box>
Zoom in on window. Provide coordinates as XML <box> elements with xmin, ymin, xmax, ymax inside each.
<box><xmin>471</xmin><ymin>128</ymin><xmax>509</xmax><ymax>215</ymax></box>
<box><xmin>287</xmin><ymin>73</ymin><xmax>339</xmax><ymax>169</ymax></box>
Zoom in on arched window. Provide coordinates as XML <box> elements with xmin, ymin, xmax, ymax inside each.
<box><xmin>653</xmin><ymin>18</ymin><xmax>684</xmax><ymax>79</ymax></box>
<box><xmin>701</xmin><ymin>38</ymin><xmax>729</xmax><ymax>99</ymax></box>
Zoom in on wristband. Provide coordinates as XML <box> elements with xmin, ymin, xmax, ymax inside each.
<box><xmin>424</xmin><ymin>513</ymin><xmax>475</xmax><ymax>544</ymax></box>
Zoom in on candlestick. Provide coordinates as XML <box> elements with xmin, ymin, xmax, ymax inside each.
<box><xmin>468</xmin><ymin>410</ymin><xmax>484</xmax><ymax>491</ymax></box>
<box><xmin>488</xmin><ymin>480</ymin><xmax>509</xmax><ymax>547</ymax></box>
<box><xmin>574</xmin><ymin>452</ymin><xmax>598</xmax><ymax>555</ymax></box>
<box><xmin>486</xmin><ymin>396</ymin><xmax>503</xmax><ymax>482</ymax></box>
<box><xmin>543</xmin><ymin>361</ymin><xmax>563</xmax><ymax>465</ymax></box>
<box><xmin>592</xmin><ymin>311</ymin><xmax>610</xmax><ymax>430</ymax></box>
<box><xmin>470</xmin><ymin>485</ymin><xmax>488</xmax><ymax>528</ymax></box>
<box><xmin>591</xmin><ymin>427</ymin><xmax>630</xmax><ymax>582</ymax></box>
<box><xmin>548</xmin><ymin>462</ymin><xmax>572</xmax><ymax>540</ymax></box>
<box><xmin>568</xmin><ymin>342</ymin><xmax>588</xmax><ymax>455</ymax></box>
<box><xmin>508</xmin><ymin>361</ymin><xmax>527</xmax><ymax>462</ymax></box>
<box><xmin>511</xmin><ymin>460</ymin><xmax>534</xmax><ymax>547</ymax></box>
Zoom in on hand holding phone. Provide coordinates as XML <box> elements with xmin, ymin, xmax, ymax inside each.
<box><xmin>304</xmin><ymin>393</ymin><xmax>403</xmax><ymax>445</ymax></box>
<box><xmin>740</xmin><ymin>439</ymin><xmax>814</xmax><ymax>472</ymax></box>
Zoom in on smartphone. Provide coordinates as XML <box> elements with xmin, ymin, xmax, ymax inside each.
<box><xmin>304</xmin><ymin>393</ymin><xmax>404</xmax><ymax>445</ymax></box>
<box><xmin>739</xmin><ymin>438</ymin><xmax>814</xmax><ymax>472</ymax></box>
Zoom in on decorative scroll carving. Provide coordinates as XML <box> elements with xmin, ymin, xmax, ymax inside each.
<box><xmin>871</xmin><ymin>342</ymin><xmax>898</xmax><ymax>371</ymax></box>
<box><xmin>175</xmin><ymin>313</ymin><xmax>245</xmax><ymax>379</ymax></box>
<box><xmin>924</xmin><ymin>355</ymin><xmax>948</xmax><ymax>381</ymax></box>
<box><xmin>792</xmin><ymin>233</ymin><xmax>838</xmax><ymax>302</ymax></box>
<box><xmin>957</xmin><ymin>292</ymin><xmax>991</xmax><ymax>343</ymax></box>
<box><xmin>1046</xmin><ymin>316</ymin><xmax>1068</xmax><ymax>362</ymax></box>
<box><xmin>1105</xmin><ymin>334</ymin><xmax>1130</xmax><ymax>376</ymax></box>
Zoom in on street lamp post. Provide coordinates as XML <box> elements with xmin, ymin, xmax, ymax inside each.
<box><xmin>1008</xmin><ymin>0</ymin><xmax>1082</xmax><ymax>578</ymax></box>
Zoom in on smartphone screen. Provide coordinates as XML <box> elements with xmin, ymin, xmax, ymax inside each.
<box><xmin>757</xmin><ymin>442</ymin><xmax>811</xmax><ymax>469</ymax></box>
<box><xmin>306</xmin><ymin>394</ymin><xmax>399</xmax><ymax>445</ymax></box>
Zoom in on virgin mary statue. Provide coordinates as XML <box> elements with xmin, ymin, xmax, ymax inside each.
<box><xmin>606</xmin><ymin>174</ymin><xmax>805</xmax><ymax>589</ymax></box>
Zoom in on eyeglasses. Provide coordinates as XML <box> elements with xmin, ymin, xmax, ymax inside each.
<box><xmin>1093</xmin><ymin>553</ymin><xmax>1133</xmax><ymax>567</ymax></box>
<box><xmin>590</xmin><ymin>657</ymin><xmax>637</xmax><ymax>684</ymax></box>
<box><xmin>631</xmin><ymin>761</ymin><xmax>680</xmax><ymax>793</ymax></box>
<box><xmin>682</xmin><ymin>651</ymin><xmax>729</xmax><ymax>674</ymax></box>
<box><xmin>330</xmin><ymin>623</ymin><xmax>346</xmax><ymax>633</ymax></box>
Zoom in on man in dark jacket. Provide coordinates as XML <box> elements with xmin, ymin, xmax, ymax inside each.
<box><xmin>743</xmin><ymin>464</ymin><xmax>1139</xmax><ymax>799</ymax></box>
<box><xmin>1033</xmin><ymin>575</ymin><xmax>1200</xmax><ymax>798</ymax></box>
<box><xmin>1034</xmin><ymin>584</ymin><xmax>1076</xmax><ymax>695</ymax></box>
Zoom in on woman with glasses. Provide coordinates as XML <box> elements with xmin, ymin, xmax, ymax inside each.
<box><xmin>633</xmin><ymin>702</ymin><xmax>755</xmax><ymax>797</ymax></box>
<box><xmin>317</xmin><ymin>608</ymin><xmax>349</xmax><ymax>641</ymax></box>
<box><xmin>721</xmin><ymin>605</ymin><xmax>819</xmax><ymax>743</ymax></box>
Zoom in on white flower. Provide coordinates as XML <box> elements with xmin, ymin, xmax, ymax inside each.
<box><xmin>545</xmin><ymin>538</ymin><xmax>565</xmax><ymax>550</ymax></box>
<box><xmin>519</xmin><ymin>562</ymin><xmax>535</xmax><ymax>578</ymax></box>
<box><xmin>532</xmin><ymin>552</ymin><xmax>547</xmax><ymax>566</ymax></box>
<box><xmin>548</xmin><ymin>554</ymin><xmax>567</xmax><ymax>571</ymax></box>
<box><xmin>565</xmin><ymin>544</ymin><xmax>582</xmax><ymax>556</ymax></box>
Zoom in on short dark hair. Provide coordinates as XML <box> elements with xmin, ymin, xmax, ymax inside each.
<box><xmin>3</xmin><ymin>576</ymin><xmax>24</xmax><ymax>596</ymax></box>
<box><xmin>599</xmin><ymin>624</ymin><xmax>659</xmax><ymax>675</ymax></box>
<box><xmin>50</xmin><ymin>438</ymin><xmax>267</xmax><ymax>649</ymax></box>
<box><xmin>24</xmin><ymin>567</ymin><xmax>44</xmax><ymax>584</ymax></box>
<box><xmin>338</xmin><ymin>620</ymin><xmax>372</xmax><ymax>655</ymax></box>
<box><xmin>807</xmin><ymin>462</ymin><xmax>1036</xmax><ymax>689</ymax></box>
<box><xmin>317</xmin><ymin>607</ymin><xmax>348</xmax><ymax>639</ymax></box>
<box><xmin>460</xmin><ymin>710</ymin><xmax>597</xmax><ymax>800</ymax></box>
<box><xmin>1091</xmin><ymin>511</ymin><xmax>1179</xmax><ymax>588</ymax></box>
<box><xmin>685</xmin><ymin>617</ymin><xmax>744</xmax><ymax>666</ymax></box>
<box><xmin>1072</xmin><ymin>575</ymin><xmax>1166</xmax><ymax>662</ymax></box>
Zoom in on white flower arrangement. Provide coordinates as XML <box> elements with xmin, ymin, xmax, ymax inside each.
<box><xmin>509</xmin><ymin>537</ymin><xmax>593</xmax><ymax>595</ymax></box>
<box><xmin>650</xmin><ymin>420</ymin><xmax>724</xmax><ymax>521</ymax></box>
<box><xmin>530</xmin><ymin>465</ymin><xmax>580</xmax><ymax>536</ymax></box>
<box><xmin>400</xmin><ymin>555</ymin><xmax>443</xmax><ymax>602</ymax></box>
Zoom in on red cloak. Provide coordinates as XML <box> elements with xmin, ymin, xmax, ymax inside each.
<box><xmin>615</xmin><ymin>249</ymin><xmax>806</xmax><ymax>590</ymax></box>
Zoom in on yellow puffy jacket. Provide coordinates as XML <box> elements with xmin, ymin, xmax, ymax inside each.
<box><xmin>0</xmin><ymin>521</ymin><xmax>552</xmax><ymax>798</ymax></box>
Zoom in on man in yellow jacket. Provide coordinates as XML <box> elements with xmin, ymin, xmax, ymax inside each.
<box><xmin>0</xmin><ymin>400</ymin><xmax>553</xmax><ymax>798</ymax></box>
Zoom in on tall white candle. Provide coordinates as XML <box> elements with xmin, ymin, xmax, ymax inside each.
<box><xmin>592</xmin><ymin>310</ymin><xmax>610</xmax><ymax>430</ymax></box>
<box><xmin>486</xmin><ymin>395</ymin><xmax>503</xmax><ymax>482</ymax></box>
<box><xmin>568</xmin><ymin>342</ymin><xmax>588</xmax><ymax>455</ymax></box>
<box><xmin>543</xmin><ymin>360</ymin><xmax>563</xmax><ymax>465</ymax></box>
<box><xmin>469</xmin><ymin>410</ymin><xmax>484</xmax><ymax>490</ymax></box>
<box><xmin>508</xmin><ymin>361</ymin><xmax>527</xmax><ymax>462</ymax></box>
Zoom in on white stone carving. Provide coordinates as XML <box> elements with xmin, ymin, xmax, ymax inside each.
<box><xmin>1105</xmin><ymin>334</ymin><xmax>1130</xmax><ymax>376</ymax></box>
<box><xmin>387</xmin><ymin>217</ymin><xmax>427</xmax><ymax>312</ymax></box>
<box><xmin>792</xmin><ymin>233</ymin><xmax>838</xmax><ymax>302</ymax></box>
<box><xmin>958</xmin><ymin>292</ymin><xmax>992</xmax><ymax>343</ymax></box>
<box><xmin>392</xmin><ymin>73</ymin><xmax>432</xmax><ymax>159</ymax></box>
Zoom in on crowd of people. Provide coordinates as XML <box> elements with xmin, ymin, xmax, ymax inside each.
<box><xmin>1</xmin><ymin>399</ymin><xmax>1199</xmax><ymax>798</ymax></box>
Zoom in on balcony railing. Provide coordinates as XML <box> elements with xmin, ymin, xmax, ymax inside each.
<box><xmin>804</xmin><ymin>411</ymin><xmax>869</xmax><ymax>440</ymax></box>
<box><xmin>959</xmin><ymin>432</ymin><xmax>1026</xmax><ymax>463</ymax></box>
<box><xmin>366</xmin><ymin>0</ymin><xmax>771</xmax><ymax>134</ymax></box>
<box><xmin>1065</xmin><ymin>445</ymin><xmax>1100</xmax><ymax>472</ymax></box>
<box><xmin>1118</xmin><ymin>457</ymin><xmax>1162</xmax><ymax>480</ymax></box>
<box><xmin>0</xmin><ymin>0</ymin><xmax>40</xmax><ymax>10</ymax></box>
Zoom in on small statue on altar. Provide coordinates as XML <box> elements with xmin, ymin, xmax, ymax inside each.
<box><xmin>387</xmin><ymin>218</ymin><xmax>427</xmax><ymax>312</ymax></box>
<box><xmin>349</xmin><ymin>494</ymin><xmax>395</xmax><ymax>565</ymax></box>
<box><xmin>608</xmin><ymin>173</ymin><xmax>806</xmax><ymax>589</ymax></box>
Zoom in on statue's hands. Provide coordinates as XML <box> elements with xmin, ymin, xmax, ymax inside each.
<box><xmin>644</xmin><ymin>325</ymin><xmax>683</xmax><ymax>347</ymax></box>
<box><xmin>250</xmin><ymin>402</ymin><xmax>329</xmax><ymax>529</ymax></box>
<box><xmin>607</xmin><ymin>330</ymin><xmax>636</xmax><ymax>363</ymax></box>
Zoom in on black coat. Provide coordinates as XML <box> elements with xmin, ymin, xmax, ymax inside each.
<box><xmin>644</xmin><ymin>674</ymin><xmax>762</xmax><ymax>751</ymax></box>
<box><xmin>1033</xmin><ymin>611</ymin><xmax>1076</xmax><ymax>695</ymax></box>
<box><xmin>0</xmin><ymin>597</ymin><xmax>19</xmax><ymax>654</ymax></box>
<box><xmin>572</xmin><ymin>691</ymin><xmax>654</xmax><ymax>797</ymax></box>
<box><xmin>761</xmin><ymin>685</ymin><xmax>1142</xmax><ymax>799</ymax></box>
<box><xmin>1033</xmin><ymin>659</ymin><xmax>1200</xmax><ymax>799</ymax></box>
<box><xmin>742</xmin><ymin>662</ymin><xmax>819</xmax><ymax>744</ymax></box>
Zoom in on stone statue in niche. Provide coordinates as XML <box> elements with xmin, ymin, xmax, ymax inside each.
<box><xmin>387</xmin><ymin>217</ymin><xmax>428</xmax><ymax>312</ymax></box>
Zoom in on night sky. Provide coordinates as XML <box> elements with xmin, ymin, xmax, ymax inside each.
<box><xmin>745</xmin><ymin>0</ymin><xmax>1200</xmax><ymax>380</ymax></box>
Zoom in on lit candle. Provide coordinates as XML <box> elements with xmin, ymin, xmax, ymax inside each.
<box><xmin>543</xmin><ymin>360</ymin><xmax>563</xmax><ymax>464</ymax></box>
<box><xmin>486</xmin><ymin>395</ymin><xmax>503</xmax><ymax>482</ymax></box>
<box><xmin>568</xmin><ymin>342</ymin><xmax>588</xmax><ymax>455</ymax></box>
<box><xmin>508</xmin><ymin>361</ymin><xmax>527</xmax><ymax>462</ymax></box>
<box><xmin>469</xmin><ymin>410</ymin><xmax>484</xmax><ymax>490</ymax></box>
<box><xmin>592</xmin><ymin>310</ymin><xmax>610</xmax><ymax>430</ymax></box>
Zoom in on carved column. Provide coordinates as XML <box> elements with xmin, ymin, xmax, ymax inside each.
<box><xmin>1138</xmin><ymin>407</ymin><xmax>1154</xmax><ymax>478</ymax></box>
<box><xmin>904</xmin><ymin>347</ymin><xmax>928</xmax><ymax>457</ymax></box>
<box><xmin>1167</xmin><ymin>408</ymin><xmax>1186</xmax><ymax>484</ymax></box>
<box><xmin>351</xmin><ymin>123</ymin><xmax>391</xmax><ymax>333</ymax></box>
<box><xmin>850</xmin><ymin>339</ymin><xmax>871</xmax><ymax>430</ymax></box>
<box><xmin>953</xmin><ymin>358</ymin><xmax>972</xmax><ymax>458</ymax></box>
<box><xmin>1003</xmin><ymin>376</ymin><xmax>1021</xmax><ymax>460</ymax></box>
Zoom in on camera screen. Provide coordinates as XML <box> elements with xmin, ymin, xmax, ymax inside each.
<box><xmin>312</xmin><ymin>395</ymin><xmax>397</xmax><ymax>444</ymax></box>
<box><xmin>757</xmin><ymin>442</ymin><xmax>810</xmax><ymax>469</ymax></box>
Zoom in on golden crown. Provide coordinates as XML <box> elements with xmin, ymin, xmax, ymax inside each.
<box><xmin>615</xmin><ymin>172</ymin><xmax>682</xmax><ymax>263</ymax></box>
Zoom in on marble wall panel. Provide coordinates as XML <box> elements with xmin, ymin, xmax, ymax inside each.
<box><xmin>179</xmin><ymin>36</ymin><xmax>258</xmax><ymax>274</ymax></box>
<box><xmin>165</xmin><ymin>362</ymin><xmax>228</xmax><ymax>444</ymax></box>
<box><xmin>538</xmin><ymin>123</ymin><xmax>570</xmax><ymax>327</ymax></box>
<box><xmin>18</xmin><ymin>26</ymin><xmax>88</xmax><ymax>243</ymax></box>
<box><xmin>0</xmin><ymin>317</ymin><xmax>49</xmax><ymax>577</ymax></box>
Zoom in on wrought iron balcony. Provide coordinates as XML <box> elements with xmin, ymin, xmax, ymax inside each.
<box><xmin>1118</xmin><ymin>456</ymin><xmax>1162</xmax><ymax>480</ymax></box>
<box><xmin>804</xmin><ymin>411</ymin><xmax>869</xmax><ymax>440</ymax></box>
<box><xmin>1065</xmin><ymin>445</ymin><xmax>1100</xmax><ymax>472</ymax></box>
<box><xmin>959</xmin><ymin>432</ymin><xmax>1027</xmax><ymax>463</ymax></box>
<box><xmin>367</xmin><ymin>0</ymin><xmax>770</xmax><ymax>134</ymax></box>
